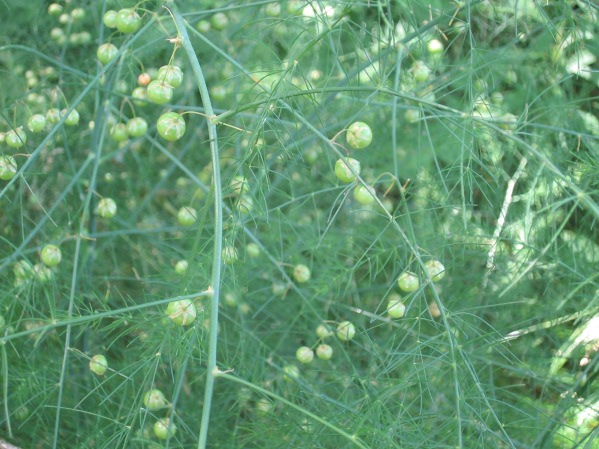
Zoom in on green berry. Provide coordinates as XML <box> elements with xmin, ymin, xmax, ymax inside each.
<box><xmin>0</xmin><ymin>156</ymin><xmax>17</xmax><ymax>181</ymax></box>
<box><xmin>110</xmin><ymin>123</ymin><xmax>129</xmax><ymax>142</ymax></box>
<box><xmin>34</xmin><ymin>263</ymin><xmax>53</xmax><ymax>283</ymax></box>
<box><xmin>13</xmin><ymin>260</ymin><xmax>34</xmax><ymax>280</ymax></box>
<box><xmin>115</xmin><ymin>8</ymin><xmax>141</xmax><ymax>34</ymax></box>
<box><xmin>283</xmin><ymin>364</ymin><xmax>300</xmax><ymax>381</ymax></box>
<box><xmin>143</xmin><ymin>389</ymin><xmax>168</xmax><ymax>411</ymax></box>
<box><xmin>346</xmin><ymin>121</ymin><xmax>372</xmax><ymax>150</ymax></box>
<box><xmin>175</xmin><ymin>260</ymin><xmax>188</xmax><ymax>275</ymax></box>
<box><xmin>196</xmin><ymin>20</ymin><xmax>211</xmax><ymax>33</ymax></box>
<box><xmin>336</xmin><ymin>321</ymin><xmax>356</xmax><ymax>342</ymax></box>
<box><xmin>397</xmin><ymin>271</ymin><xmax>419</xmax><ymax>292</ymax></box>
<box><xmin>46</xmin><ymin>108</ymin><xmax>61</xmax><ymax>125</ymax></box>
<box><xmin>28</xmin><ymin>114</ymin><xmax>47</xmax><ymax>133</ymax></box>
<box><xmin>126</xmin><ymin>117</ymin><xmax>148</xmax><ymax>137</ymax></box>
<box><xmin>97</xmin><ymin>43</ymin><xmax>119</xmax><ymax>65</ymax></box>
<box><xmin>229</xmin><ymin>175</ymin><xmax>249</xmax><ymax>196</ymax></box>
<box><xmin>62</xmin><ymin>108</ymin><xmax>80</xmax><ymax>126</ymax></box>
<box><xmin>153</xmin><ymin>417</ymin><xmax>176</xmax><ymax>440</ymax></box>
<box><xmin>165</xmin><ymin>299</ymin><xmax>197</xmax><ymax>325</ymax></box>
<box><xmin>157</xmin><ymin>112</ymin><xmax>186</xmax><ymax>141</ymax></box>
<box><xmin>41</xmin><ymin>244</ymin><xmax>62</xmax><ymax>267</ymax></box>
<box><xmin>404</xmin><ymin>109</ymin><xmax>421</xmax><ymax>123</ymax></box>
<box><xmin>353</xmin><ymin>184</ymin><xmax>376</xmax><ymax>205</ymax></box>
<box><xmin>96</xmin><ymin>198</ymin><xmax>117</xmax><ymax>218</ymax></box>
<box><xmin>48</xmin><ymin>3</ymin><xmax>63</xmax><ymax>17</ymax></box>
<box><xmin>387</xmin><ymin>296</ymin><xmax>406</xmax><ymax>318</ymax></box>
<box><xmin>246</xmin><ymin>242</ymin><xmax>261</xmax><ymax>258</ymax></box>
<box><xmin>265</xmin><ymin>3</ymin><xmax>281</xmax><ymax>17</ymax></box>
<box><xmin>334</xmin><ymin>157</ymin><xmax>361</xmax><ymax>183</ymax></box>
<box><xmin>316</xmin><ymin>344</ymin><xmax>333</xmax><ymax>360</ymax></box>
<box><xmin>210</xmin><ymin>12</ymin><xmax>229</xmax><ymax>30</ymax></box>
<box><xmin>177</xmin><ymin>206</ymin><xmax>197</xmax><ymax>226</ymax></box>
<box><xmin>293</xmin><ymin>264</ymin><xmax>311</xmax><ymax>283</ymax></box>
<box><xmin>157</xmin><ymin>65</ymin><xmax>183</xmax><ymax>88</ymax></box>
<box><xmin>424</xmin><ymin>259</ymin><xmax>445</xmax><ymax>282</ymax></box>
<box><xmin>296</xmin><ymin>346</ymin><xmax>314</xmax><ymax>364</ymax></box>
<box><xmin>103</xmin><ymin>10</ymin><xmax>118</xmax><ymax>28</ymax></box>
<box><xmin>146</xmin><ymin>80</ymin><xmax>173</xmax><ymax>105</ymax></box>
<box><xmin>315</xmin><ymin>324</ymin><xmax>333</xmax><ymax>338</ymax></box>
<box><xmin>222</xmin><ymin>246</ymin><xmax>239</xmax><ymax>265</ymax></box>
<box><xmin>5</xmin><ymin>127</ymin><xmax>27</xmax><ymax>149</ymax></box>
<box><xmin>89</xmin><ymin>354</ymin><xmax>108</xmax><ymax>376</ymax></box>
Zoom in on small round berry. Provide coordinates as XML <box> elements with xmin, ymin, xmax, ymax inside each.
<box><xmin>292</xmin><ymin>264</ymin><xmax>311</xmax><ymax>283</ymax></box>
<box><xmin>157</xmin><ymin>65</ymin><xmax>184</xmax><ymax>88</ymax></box>
<box><xmin>131</xmin><ymin>86</ymin><xmax>147</xmax><ymax>105</ymax></box>
<box><xmin>28</xmin><ymin>114</ymin><xmax>47</xmax><ymax>133</ymax></box>
<box><xmin>210</xmin><ymin>85</ymin><xmax>227</xmax><ymax>102</ymax></box>
<box><xmin>41</xmin><ymin>244</ymin><xmax>62</xmax><ymax>267</ymax></box>
<box><xmin>137</xmin><ymin>72</ymin><xmax>151</xmax><ymax>86</ymax></box>
<box><xmin>126</xmin><ymin>117</ymin><xmax>148</xmax><ymax>138</ymax></box>
<box><xmin>97</xmin><ymin>43</ymin><xmax>119</xmax><ymax>65</ymax></box>
<box><xmin>316</xmin><ymin>344</ymin><xmax>333</xmax><ymax>360</ymax></box>
<box><xmin>427</xmin><ymin>38</ymin><xmax>444</xmax><ymax>56</ymax></box>
<box><xmin>283</xmin><ymin>364</ymin><xmax>300</xmax><ymax>381</ymax></box>
<box><xmin>0</xmin><ymin>155</ymin><xmax>18</xmax><ymax>181</ymax></box>
<box><xmin>334</xmin><ymin>157</ymin><xmax>361</xmax><ymax>183</ymax></box>
<box><xmin>397</xmin><ymin>271</ymin><xmax>420</xmax><ymax>292</ymax></box>
<box><xmin>424</xmin><ymin>259</ymin><xmax>445</xmax><ymax>282</ymax></box>
<box><xmin>287</xmin><ymin>0</ymin><xmax>304</xmax><ymax>14</ymax></box>
<box><xmin>165</xmin><ymin>299</ymin><xmax>197</xmax><ymax>325</ymax></box>
<box><xmin>222</xmin><ymin>246</ymin><xmax>239</xmax><ymax>265</ymax></box>
<box><xmin>174</xmin><ymin>260</ymin><xmax>188</xmax><ymax>275</ymax></box>
<box><xmin>61</xmin><ymin>108</ymin><xmax>80</xmax><ymax>126</ymax></box>
<box><xmin>196</xmin><ymin>20</ymin><xmax>211</xmax><ymax>33</ymax></box>
<box><xmin>246</xmin><ymin>242</ymin><xmax>261</xmax><ymax>258</ymax></box>
<box><xmin>428</xmin><ymin>301</ymin><xmax>441</xmax><ymax>318</ymax></box>
<box><xmin>34</xmin><ymin>263</ymin><xmax>53</xmax><ymax>283</ymax></box>
<box><xmin>146</xmin><ymin>80</ymin><xmax>174</xmax><ymax>105</ymax></box>
<box><xmin>13</xmin><ymin>260</ymin><xmax>34</xmax><ymax>280</ymax></box>
<box><xmin>46</xmin><ymin>108</ymin><xmax>61</xmax><ymax>125</ymax></box>
<box><xmin>5</xmin><ymin>127</ymin><xmax>27</xmax><ymax>149</ymax></box>
<box><xmin>265</xmin><ymin>3</ymin><xmax>281</xmax><ymax>17</ymax></box>
<box><xmin>353</xmin><ymin>184</ymin><xmax>376</xmax><ymax>205</ymax></box>
<box><xmin>255</xmin><ymin>398</ymin><xmax>273</xmax><ymax>416</ymax></box>
<box><xmin>153</xmin><ymin>417</ymin><xmax>176</xmax><ymax>440</ymax></box>
<box><xmin>315</xmin><ymin>324</ymin><xmax>333</xmax><ymax>338</ymax></box>
<box><xmin>210</xmin><ymin>12</ymin><xmax>229</xmax><ymax>30</ymax></box>
<box><xmin>48</xmin><ymin>3</ymin><xmax>63</xmax><ymax>17</ymax></box>
<box><xmin>96</xmin><ymin>198</ymin><xmax>117</xmax><ymax>218</ymax></box>
<box><xmin>103</xmin><ymin>10</ymin><xmax>118</xmax><ymax>28</ymax></box>
<box><xmin>387</xmin><ymin>297</ymin><xmax>406</xmax><ymax>319</ymax></box>
<box><xmin>177</xmin><ymin>206</ymin><xmax>197</xmax><ymax>226</ymax></box>
<box><xmin>229</xmin><ymin>175</ymin><xmax>249</xmax><ymax>196</ymax></box>
<box><xmin>411</xmin><ymin>61</ymin><xmax>430</xmax><ymax>82</ymax></box>
<box><xmin>404</xmin><ymin>109</ymin><xmax>421</xmax><ymax>123</ymax></box>
<box><xmin>296</xmin><ymin>346</ymin><xmax>314</xmax><ymax>364</ymax></box>
<box><xmin>346</xmin><ymin>121</ymin><xmax>372</xmax><ymax>150</ymax></box>
<box><xmin>70</xmin><ymin>8</ymin><xmax>85</xmax><ymax>22</ymax></box>
<box><xmin>89</xmin><ymin>354</ymin><xmax>108</xmax><ymax>376</ymax></box>
<box><xmin>115</xmin><ymin>8</ymin><xmax>142</xmax><ymax>34</ymax></box>
<box><xmin>110</xmin><ymin>123</ymin><xmax>129</xmax><ymax>142</ymax></box>
<box><xmin>143</xmin><ymin>389</ymin><xmax>168</xmax><ymax>411</ymax></box>
<box><xmin>336</xmin><ymin>321</ymin><xmax>356</xmax><ymax>342</ymax></box>
<box><xmin>157</xmin><ymin>112</ymin><xmax>186</xmax><ymax>141</ymax></box>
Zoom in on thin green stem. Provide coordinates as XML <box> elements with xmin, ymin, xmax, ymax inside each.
<box><xmin>167</xmin><ymin>4</ymin><xmax>223</xmax><ymax>449</ymax></box>
<box><xmin>217</xmin><ymin>373</ymin><xmax>371</xmax><ymax>449</ymax></box>
<box><xmin>1</xmin><ymin>339</ymin><xmax>12</xmax><ymax>438</ymax></box>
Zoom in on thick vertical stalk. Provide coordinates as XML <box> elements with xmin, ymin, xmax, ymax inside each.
<box><xmin>166</xmin><ymin>4</ymin><xmax>223</xmax><ymax>449</ymax></box>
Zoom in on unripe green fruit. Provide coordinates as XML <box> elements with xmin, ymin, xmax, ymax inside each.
<box><xmin>296</xmin><ymin>346</ymin><xmax>314</xmax><ymax>364</ymax></box>
<box><xmin>229</xmin><ymin>175</ymin><xmax>249</xmax><ymax>196</ymax></box>
<box><xmin>424</xmin><ymin>259</ymin><xmax>445</xmax><ymax>281</ymax></box>
<box><xmin>315</xmin><ymin>324</ymin><xmax>333</xmax><ymax>338</ymax></box>
<box><xmin>210</xmin><ymin>12</ymin><xmax>229</xmax><ymax>30</ymax></box>
<box><xmin>411</xmin><ymin>61</ymin><xmax>430</xmax><ymax>82</ymax></box>
<box><xmin>404</xmin><ymin>108</ymin><xmax>421</xmax><ymax>123</ymax></box>
<box><xmin>0</xmin><ymin>155</ymin><xmax>18</xmax><ymax>181</ymax></box>
<box><xmin>292</xmin><ymin>264</ymin><xmax>311</xmax><ymax>283</ymax></box>
<box><xmin>34</xmin><ymin>263</ymin><xmax>53</xmax><ymax>283</ymax></box>
<box><xmin>103</xmin><ymin>10</ymin><xmax>118</xmax><ymax>28</ymax></box>
<box><xmin>316</xmin><ymin>344</ymin><xmax>333</xmax><ymax>360</ymax></box>
<box><xmin>48</xmin><ymin>3</ymin><xmax>63</xmax><ymax>17</ymax></box>
<box><xmin>5</xmin><ymin>127</ymin><xmax>26</xmax><ymax>148</ymax></box>
<box><xmin>334</xmin><ymin>157</ymin><xmax>361</xmax><ymax>183</ymax></box>
<box><xmin>13</xmin><ymin>260</ymin><xmax>34</xmax><ymax>280</ymax></box>
<box><xmin>28</xmin><ymin>114</ymin><xmax>47</xmax><ymax>133</ymax></box>
<box><xmin>62</xmin><ymin>108</ymin><xmax>80</xmax><ymax>126</ymax></box>
<box><xmin>165</xmin><ymin>299</ymin><xmax>197</xmax><ymax>325</ymax></box>
<box><xmin>46</xmin><ymin>108</ymin><xmax>61</xmax><ymax>125</ymax></box>
<box><xmin>336</xmin><ymin>321</ymin><xmax>356</xmax><ymax>342</ymax></box>
<box><xmin>346</xmin><ymin>121</ymin><xmax>372</xmax><ymax>150</ymax></box>
<box><xmin>89</xmin><ymin>354</ymin><xmax>108</xmax><ymax>376</ymax></box>
<box><xmin>177</xmin><ymin>207</ymin><xmax>197</xmax><ymax>226</ymax></box>
<box><xmin>387</xmin><ymin>297</ymin><xmax>406</xmax><ymax>318</ymax></box>
<box><xmin>126</xmin><ymin>117</ymin><xmax>148</xmax><ymax>137</ymax></box>
<box><xmin>96</xmin><ymin>198</ymin><xmax>117</xmax><ymax>218</ymax></box>
<box><xmin>97</xmin><ymin>43</ymin><xmax>119</xmax><ymax>65</ymax></box>
<box><xmin>157</xmin><ymin>65</ymin><xmax>184</xmax><ymax>88</ymax></box>
<box><xmin>41</xmin><ymin>244</ymin><xmax>62</xmax><ymax>267</ymax></box>
<box><xmin>196</xmin><ymin>20</ymin><xmax>211</xmax><ymax>33</ymax></box>
<box><xmin>283</xmin><ymin>364</ymin><xmax>300</xmax><ymax>381</ymax></box>
<box><xmin>265</xmin><ymin>3</ymin><xmax>281</xmax><ymax>17</ymax></box>
<box><xmin>397</xmin><ymin>271</ymin><xmax>419</xmax><ymax>292</ymax></box>
<box><xmin>157</xmin><ymin>112</ymin><xmax>186</xmax><ymax>141</ymax></box>
<box><xmin>153</xmin><ymin>417</ymin><xmax>176</xmax><ymax>440</ymax></box>
<box><xmin>115</xmin><ymin>8</ymin><xmax>141</xmax><ymax>34</ymax></box>
<box><xmin>146</xmin><ymin>80</ymin><xmax>174</xmax><ymax>105</ymax></box>
<box><xmin>110</xmin><ymin>123</ymin><xmax>129</xmax><ymax>142</ymax></box>
<box><xmin>246</xmin><ymin>242</ymin><xmax>261</xmax><ymax>258</ymax></box>
<box><xmin>174</xmin><ymin>260</ymin><xmax>188</xmax><ymax>275</ymax></box>
<box><xmin>427</xmin><ymin>38</ymin><xmax>444</xmax><ymax>55</ymax></box>
<box><xmin>143</xmin><ymin>389</ymin><xmax>168</xmax><ymax>411</ymax></box>
<box><xmin>353</xmin><ymin>184</ymin><xmax>376</xmax><ymax>205</ymax></box>
<box><xmin>131</xmin><ymin>87</ymin><xmax>147</xmax><ymax>105</ymax></box>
